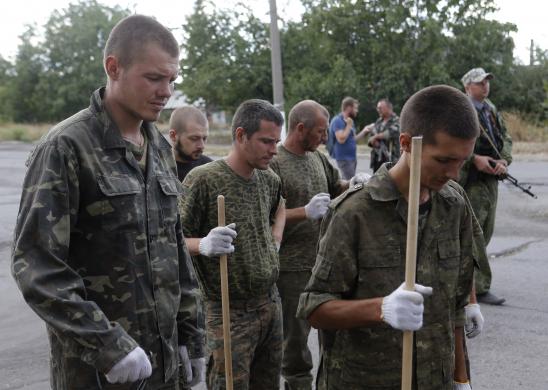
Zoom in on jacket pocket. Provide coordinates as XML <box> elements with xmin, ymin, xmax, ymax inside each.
<box><xmin>157</xmin><ymin>175</ymin><xmax>182</xmax><ymax>227</ymax></box>
<box><xmin>437</xmin><ymin>238</ymin><xmax>460</xmax><ymax>289</ymax></box>
<box><xmin>94</xmin><ymin>174</ymin><xmax>141</xmax><ymax>232</ymax></box>
<box><xmin>338</xmin><ymin>328</ymin><xmax>402</xmax><ymax>388</ymax></box>
<box><xmin>357</xmin><ymin>245</ymin><xmax>403</xmax><ymax>297</ymax></box>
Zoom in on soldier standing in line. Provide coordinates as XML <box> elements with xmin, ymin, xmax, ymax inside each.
<box><xmin>168</xmin><ymin>106</ymin><xmax>213</xmax><ymax>182</ymax></box>
<box><xmin>179</xmin><ymin>99</ymin><xmax>286</xmax><ymax>390</ymax></box>
<box><xmin>270</xmin><ymin>100</ymin><xmax>369</xmax><ymax>390</ymax></box>
<box><xmin>297</xmin><ymin>85</ymin><xmax>484</xmax><ymax>390</ymax></box>
<box><xmin>460</xmin><ymin>67</ymin><xmax>513</xmax><ymax>306</ymax></box>
<box><xmin>364</xmin><ymin>98</ymin><xmax>401</xmax><ymax>173</ymax></box>
<box><xmin>11</xmin><ymin>15</ymin><xmax>205</xmax><ymax>389</ymax></box>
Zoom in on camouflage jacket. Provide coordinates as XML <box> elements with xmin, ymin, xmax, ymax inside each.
<box><xmin>459</xmin><ymin>98</ymin><xmax>513</xmax><ymax>187</ymax></box>
<box><xmin>368</xmin><ymin>113</ymin><xmax>400</xmax><ymax>165</ymax></box>
<box><xmin>297</xmin><ymin>164</ymin><xmax>475</xmax><ymax>390</ymax></box>
<box><xmin>11</xmin><ymin>88</ymin><xmax>205</xmax><ymax>389</ymax></box>
<box><xmin>270</xmin><ymin>145</ymin><xmax>341</xmax><ymax>271</ymax></box>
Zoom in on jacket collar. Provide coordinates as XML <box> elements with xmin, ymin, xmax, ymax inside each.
<box><xmin>89</xmin><ymin>88</ymin><xmax>166</xmax><ymax>151</ymax></box>
<box><xmin>368</xmin><ymin>163</ymin><xmax>460</xmax><ymax>204</ymax></box>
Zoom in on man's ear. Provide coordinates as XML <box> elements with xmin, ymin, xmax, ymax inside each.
<box><xmin>234</xmin><ymin>127</ymin><xmax>246</xmax><ymax>144</ymax></box>
<box><xmin>105</xmin><ymin>55</ymin><xmax>121</xmax><ymax>80</ymax></box>
<box><xmin>168</xmin><ymin>129</ymin><xmax>177</xmax><ymax>144</ymax></box>
<box><xmin>400</xmin><ymin>132</ymin><xmax>412</xmax><ymax>153</ymax></box>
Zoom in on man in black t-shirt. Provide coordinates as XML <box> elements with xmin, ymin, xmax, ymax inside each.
<box><xmin>169</xmin><ymin>106</ymin><xmax>213</xmax><ymax>181</ymax></box>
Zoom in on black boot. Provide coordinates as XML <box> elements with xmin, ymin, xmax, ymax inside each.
<box><xmin>477</xmin><ymin>291</ymin><xmax>505</xmax><ymax>305</ymax></box>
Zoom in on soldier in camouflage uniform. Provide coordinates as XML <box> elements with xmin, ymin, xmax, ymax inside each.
<box><xmin>179</xmin><ymin>99</ymin><xmax>286</xmax><ymax>390</ymax></box>
<box><xmin>365</xmin><ymin>98</ymin><xmax>401</xmax><ymax>173</ymax></box>
<box><xmin>11</xmin><ymin>15</ymin><xmax>205</xmax><ymax>390</ymax></box>
<box><xmin>297</xmin><ymin>85</ymin><xmax>483</xmax><ymax>390</ymax></box>
<box><xmin>270</xmin><ymin>100</ymin><xmax>370</xmax><ymax>390</ymax></box>
<box><xmin>459</xmin><ymin>68</ymin><xmax>512</xmax><ymax>306</ymax></box>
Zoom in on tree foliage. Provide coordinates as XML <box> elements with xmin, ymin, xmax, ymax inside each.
<box><xmin>3</xmin><ymin>0</ymin><xmax>129</xmax><ymax>123</ymax></box>
<box><xmin>180</xmin><ymin>0</ymin><xmax>273</xmax><ymax>113</ymax></box>
<box><xmin>180</xmin><ymin>0</ymin><xmax>546</xmax><ymax>124</ymax></box>
<box><xmin>35</xmin><ymin>1</ymin><xmax>129</xmax><ymax>121</ymax></box>
<box><xmin>0</xmin><ymin>0</ymin><xmax>546</xmax><ymax>124</ymax></box>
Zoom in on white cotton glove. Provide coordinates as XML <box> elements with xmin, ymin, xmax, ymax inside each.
<box><xmin>190</xmin><ymin>357</ymin><xmax>206</xmax><ymax>386</ymax></box>
<box><xmin>454</xmin><ymin>381</ymin><xmax>472</xmax><ymax>390</ymax></box>
<box><xmin>465</xmin><ymin>303</ymin><xmax>484</xmax><ymax>338</ymax></box>
<box><xmin>105</xmin><ymin>346</ymin><xmax>152</xmax><ymax>384</ymax></box>
<box><xmin>179</xmin><ymin>345</ymin><xmax>206</xmax><ymax>386</ymax></box>
<box><xmin>349</xmin><ymin>172</ymin><xmax>371</xmax><ymax>187</ymax></box>
<box><xmin>178</xmin><ymin>345</ymin><xmax>192</xmax><ymax>384</ymax></box>
<box><xmin>381</xmin><ymin>282</ymin><xmax>433</xmax><ymax>331</ymax></box>
<box><xmin>199</xmin><ymin>223</ymin><xmax>237</xmax><ymax>257</ymax></box>
<box><xmin>304</xmin><ymin>193</ymin><xmax>331</xmax><ymax>220</ymax></box>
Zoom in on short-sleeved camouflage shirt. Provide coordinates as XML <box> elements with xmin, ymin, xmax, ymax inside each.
<box><xmin>270</xmin><ymin>146</ymin><xmax>341</xmax><ymax>271</ymax></box>
<box><xmin>297</xmin><ymin>164</ymin><xmax>475</xmax><ymax>390</ymax></box>
<box><xmin>180</xmin><ymin>159</ymin><xmax>282</xmax><ymax>301</ymax></box>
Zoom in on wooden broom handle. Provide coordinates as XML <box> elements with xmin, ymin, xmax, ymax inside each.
<box><xmin>401</xmin><ymin>136</ymin><xmax>422</xmax><ymax>390</ymax></box>
<box><xmin>217</xmin><ymin>195</ymin><xmax>233</xmax><ymax>390</ymax></box>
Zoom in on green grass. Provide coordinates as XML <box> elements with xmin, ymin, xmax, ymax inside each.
<box><xmin>2</xmin><ymin>114</ymin><xmax>547</xmax><ymax>160</ymax></box>
<box><xmin>0</xmin><ymin>123</ymin><xmax>50</xmax><ymax>142</ymax></box>
<box><xmin>503</xmin><ymin>112</ymin><xmax>548</xmax><ymax>142</ymax></box>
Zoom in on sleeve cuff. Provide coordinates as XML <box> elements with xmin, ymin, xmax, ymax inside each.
<box><xmin>93</xmin><ymin>330</ymin><xmax>139</xmax><ymax>374</ymax></box>
<box><xmin>184</xmin><ymin>336</ymin><xmax>206</xmax><ymax>359</ymax></box>
<box><xmin>296</xmin><ymin>292</ymin><xmax>340</xmax><ymax>320</ymax></box>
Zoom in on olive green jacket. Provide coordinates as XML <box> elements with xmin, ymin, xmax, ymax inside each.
<box><xmin>298</xmin><ymin>165</ymin><xmax>475</xmax><ymax>390</ymax></box>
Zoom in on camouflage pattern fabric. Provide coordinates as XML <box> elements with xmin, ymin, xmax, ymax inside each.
<box><xmin>459</xmin><ymin>98</ymin><xmax>512</xmax><ymax>294</ymax></box>
<box><xmin>277</xmin><ymin>271</ymin><xmax>314</xmax><ymax>390</ymax></box>
<box><xmin>179</xmin><ymin>158</ymin><xmax>283</xmax><ymax>388</ymax></box>
<box><xmin>205</xmin><ymin>289</ymin><xmax>283</xmax><ymax>390</ymax></box>
<box><xmin>11</xmin><ymin>88</ymin><xmax>205</xmax><ymax>390</ymax></box>
<box><xmin>368</xmin><ymin>113</ymin><xmax>400</xmax><ymax>172</ymax></box>
<box><xmin>270</xmin><ymin>145</ymin><xmax>342</xmax><ymax>389</ymax></box>
<box><xmin>269</xmin><ymin>145</ymin><xmax>342</xmax><ymax>272</ymax></box>
<box><xmin>465</xmin><ymin>176</ymin><xmax>497</xmax><ymax>294</ymax></box>
<box><xmin>297</xmin><ymin>164</ymin><xmax>475</xmax><ymax>390</ymax></box>
<box><xmin>179</xmin><ymin>159</ymin><xmax>282</xmax><ymax>301</ymax></box>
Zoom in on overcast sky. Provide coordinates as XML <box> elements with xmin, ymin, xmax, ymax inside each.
<box><xmin>0</xmin><ymin>0</ymin><xmax>546</xmax><ymax>65</ymax></box>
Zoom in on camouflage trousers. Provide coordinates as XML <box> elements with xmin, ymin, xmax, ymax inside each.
<box><xmin>465</xmin><ymin>175</ymin><xmax>498</xmax><ymax>294</ymax></box>
<box><xmin>278</xmin><ymin>271</ymin><xmax>314</xmax><ymax>390</ymax></box>
<box><xmin>205</xmin><ymin>287</ymin><xmax>283</xmax><ymax>390</ymax></box>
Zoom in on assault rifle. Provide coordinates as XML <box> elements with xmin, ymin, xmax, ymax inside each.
<box><xmin>489</xmin><ymin>160</ymin><xmax>537</xmax><ymax>199</ymax></box>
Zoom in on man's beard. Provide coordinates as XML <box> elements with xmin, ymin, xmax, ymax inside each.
<box><xmin>348</xmin><ymin>112</ymin><xmax>357</xmax><ymax>120</ymax></box>
<box><xmin>175</xmin><ymin>142</ymin><xmax>200</xmax><ymax>161</ymax></box>
<box><xmin>302</xmin><ymin>137</ymin><xmax>317</xmax><ymax>152</ymax></box>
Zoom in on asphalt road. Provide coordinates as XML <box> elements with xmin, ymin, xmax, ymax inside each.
<box><xmin>1</xmin><ymin>142</ymin><xmax>547</xmax><ymax>389</ymax></box>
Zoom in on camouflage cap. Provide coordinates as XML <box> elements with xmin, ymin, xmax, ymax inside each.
<box><xmin>461</xmin><ymin>68</ymin><xmax>494</xmax><ymax>86</ymax></box>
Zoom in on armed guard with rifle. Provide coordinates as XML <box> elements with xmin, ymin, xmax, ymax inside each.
<box><xmin>365</xmin><ymin>98</ymin><xmax>401</xmax><ymax>173</ymax></box>
<box><xmin>460</xmin><ymin>67</ymin><xmax>515</xmax><ymax>306</ymax></box>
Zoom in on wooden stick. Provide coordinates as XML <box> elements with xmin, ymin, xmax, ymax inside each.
<box><xmin>217</xmin><ymin>195</ymin><xmax>233</xmax><ymax>390</ymax></box>
<box><xmin>401</xmin><ymin>136</ymin><xmax>423</xmax><ymax>390</ymax></box>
